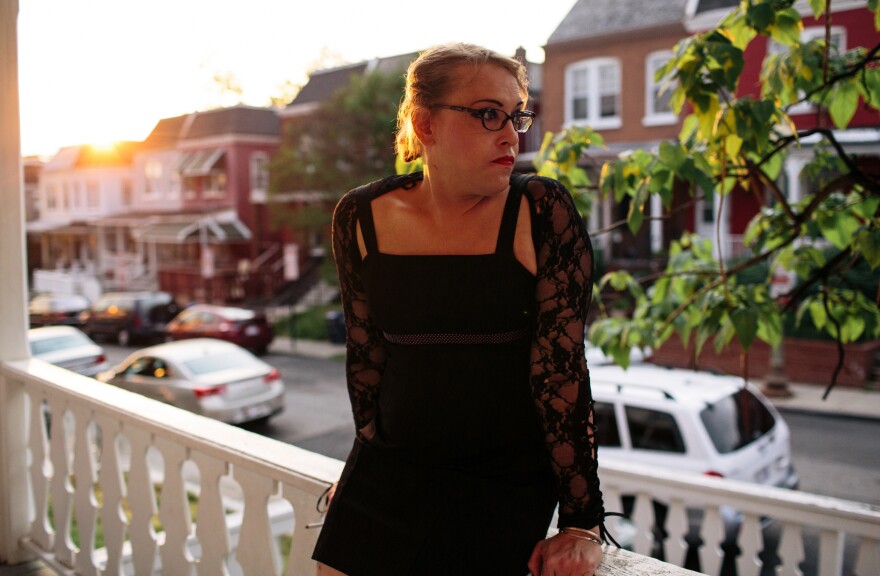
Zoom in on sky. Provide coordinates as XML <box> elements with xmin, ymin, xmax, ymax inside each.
<box><xmin>16</xmin><ymin>0</ymin><xmax>578</xmax><ymax>157</ymax></box>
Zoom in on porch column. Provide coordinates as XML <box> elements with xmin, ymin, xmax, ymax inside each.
<box><xmin>0</xmin><ymin>0</ymin><xmax>34</xmax><ymax>564</ymax></box>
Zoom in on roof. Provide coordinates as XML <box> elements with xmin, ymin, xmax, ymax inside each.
<box><xmin>547</xmin><ymin>0</ymin><xmax>688</xmax><ymax>44</ymax></box>
<box><xmin>286</xmin><ymin>53</ymin><xmax>416</xmax><ymax>109</ymax></box>
<box><xmin>134</xmin><ymin>214</ymin><xmax>251</xmax><ymax>244</ymax></box>
<box><xmin>289</xmin><ymin>62</ymin><xmax>369</xmax><ymax>107</ymax></box>
<box><xmin>42</xmin><ymin>142</ymin><xmax>139</xmax><ymax>171</ymax></box>
<box><xmin>142</xmin><ymin>106</ymin><xmax>281</xmax><ymax>145</ymax></box>
<box><xmin>589</xmin><ymin>364</ymin><xmax>745</xmax><ymax>406</ymax></box>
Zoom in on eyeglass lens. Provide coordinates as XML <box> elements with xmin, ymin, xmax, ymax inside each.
<box><xmin>480</xmin><ymin>109</ymin><xmax>533</xmax><ymax>133</ymax></box>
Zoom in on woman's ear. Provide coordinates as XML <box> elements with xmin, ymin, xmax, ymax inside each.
<box><xmin>412</xmin><ymin>107</ymin><xmax>435</xmax><ymax>146</ymax></box>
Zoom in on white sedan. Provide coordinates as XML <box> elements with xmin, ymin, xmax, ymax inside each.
<box><xmin>28</xmin><ymin>325</ymin><xmax>109</xmax><ymax>377</ymax></box>
<box><xmin>97</xmin><ymin>338</ymin><xmax>285</xmax><ymax>425</ymax></box>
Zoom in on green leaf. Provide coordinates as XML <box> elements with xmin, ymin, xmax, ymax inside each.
<box><xmin>746</xmin><ymin>2</ymin><xmax>775</xmax><ymax>32</ymax></box>
<box><xmin>768</xmin><ymin>9</ymin><xmax>803</xmax><ymax>48</ymax></box>
<box><xmin>862</xmin><ymin>67</ymin><xmax>880</xmax><ymax>109</ymax></box>
<box><xmin>731</xmin><ymin>307</ymin><xmax>758</xmax><ymax>350</ymax></box>
<box><xmin>757</xmin><ymin>313</ymin><xmax>783</xmax><ymax>348</ymax></box>
<box><xmin>807</xmin><ymin>0</ymin><xmax>826</xmax><ymax>18</ymax></box>
<box><xmin>809</xmin><ymin>299</ymin><xmax>828</xmax><ymax>330</ymax></box>
<box><xmin>817</xmin><ymin>209</ymin><xmax>861</xmax><ymax>250</ymax></box>
<box><xmin>827</xmin><ymin>80</ymin><xmax>860</xmax><ymax>130</ymax></box>
<box><xmin>856</xmin><ymin>228</ymin><xmax>880</xmax><ymax>269</ymax></box>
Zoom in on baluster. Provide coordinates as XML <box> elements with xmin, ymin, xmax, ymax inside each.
<box><xmin>735</xmin><ymin>512</ymin><xmax>763</xmax><ymax>576</ymax></box>
<box><xmin>28</xmin><ymin>392</ymin><xmax>52</xmax><ymax>550</ymax></box>
<box><xmin>191</xmin><ymin>452</ymin><xmax>231</xmax><ymax>576</ymax></box>
<box><xmin>233</xmin><ymin>466</ymin><xmax>279</xmax><ymax>576</ymax></box>
<box><xmin>630</xmin><ymin>492</ymin><xmax>654</xmax><ymax>555</ymax></box>
<box><xmin>48</xmin><ymin>399</ymin><xmax>74</xmax><ymax>567</ymax></box>
<box><xmin>71</xmin><ymin>405</ymin><xmax>100</xmax><ymax>576</ymax></box>
<box><xmin>126</xmin><ymin>425</ymin><xmax>159</xmax><ymax>575</ymax></box>
<box><xmin>280</xmin><ymin>482</ymin><xmax>326</xmax><ymax>576</ymax></box>
<box><xmin>155</xmin><ymin>436</ymin><xmax>195</xmax><ymax>575</ymax></box>
<box><xmin>96</xmin><ymin>414</ymin><xmax>127</xmax><ymax>576</ymax></box>
<box><xmin>816</xmin><ymin>528</ymin><xmax>845</xmax><ymax>576</ymax></box>
<box><xmin>664</xmin><ymin>498</ymin><xmax>689</xmax><ymax>567</ymax></box>
<box><xmin>854</xmin><ymin>535</ymin><xmax>880</xmax><ymax>576</ymax></box>
<box><xmin>601</xmin><ymin>484</ymin><xmax>628</xmax><ymax>546</ymax></box>
<box><xmin>697</xmin><ymin>505</ymin><xmax>725</xmax><ymax>576</ymax></box>
<box><xmin>776</xmin><ymin>522</ymin><xmax>805</xmax><ymax>576</ymax></box>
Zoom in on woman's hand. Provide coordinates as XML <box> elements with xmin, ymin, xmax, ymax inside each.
<box><xmin>527</xmin><ymin>531</ymin><xmax>603</xmax><ymax>576</ymax></box>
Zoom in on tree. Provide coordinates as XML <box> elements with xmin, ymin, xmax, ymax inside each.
<box><xmin>534</xmin><ymin>0</ymin><xmax>880</xmax><ymax>395</ymax></box>
<box><xmin>269</xmin><ymin>69</ymin><xmax>404</xmax><ymax>200</ymax></box>
<box><xmin>268</xmin><ymin>68</ymin><xmax>406</xmax><ymax>284</ymax></box>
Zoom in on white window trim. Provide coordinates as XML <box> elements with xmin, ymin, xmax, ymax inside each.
<box><xmin>564</xmin><ymin>57</ymin><xmax>622</xmax><ymax>130</ymax></box>
<box><xmin>643</xmin><ymin>50</ymin><xmax>678</xmax><ymax>127</ymax></box>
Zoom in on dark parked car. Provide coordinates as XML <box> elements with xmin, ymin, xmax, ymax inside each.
<box><xmin>165</xmin><ymin>304</ymin><xmax>274</xmax><ymax>355</ymax></box>
<box><xmin>28</xmin><ymin>293</ymin><xmax>90</xmax><ymax>327</ymax></box>
<box><xmin>81</xmin><ymin>291</ymin><xmax>180</xmax><ymax>346</ymax></box>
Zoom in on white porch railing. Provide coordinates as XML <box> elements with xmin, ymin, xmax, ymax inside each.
<box><xmin>1</xmin><ymin>358</ymin><xmax>343</xmax><ymax>575</ymax></box>
<box><xmin>1</xmin><ymin>357</ymin><xmax>879</xmax><ymax>575</ymax></box>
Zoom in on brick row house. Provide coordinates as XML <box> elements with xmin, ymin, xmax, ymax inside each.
<box><xmin>28</xmin><ymin>105</ymin><xmax>303</xmax><ymax>305</ymax></box>
<box><xmin>540</xmin><ymin>0</ymin><xmax>880</xmax><ymax>272</ymax></box>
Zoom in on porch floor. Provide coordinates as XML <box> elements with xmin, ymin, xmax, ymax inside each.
<box><xmin>0</xmin><ymin>560</ymin><xmax>54</xmax><ymax>576</ymax></box>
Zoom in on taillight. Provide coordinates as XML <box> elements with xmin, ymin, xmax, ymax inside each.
<box><xmin>263</xmin><ymin>368</ymin><xmax>280</xmax><ymax>384</ymax></box>
<box><xmin>218</xmin><ymin>322</ymin><xmax>232</xmax><ymax>332</ymax></box>
<box><xmin>704</xmin><ymin>470</ymin><xmax>725</xmax><ymax>478</ymax></box>
<box><xmin>96</xmin><ymin>354</ymin><xmax>106</xmax><ymax>364</ymax></box>
<box><xmin>194</xmin><ymin>385</ymin><xmax>226</xmax><ymax>398</ymax></box>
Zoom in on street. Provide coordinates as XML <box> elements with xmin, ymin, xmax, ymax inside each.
<box><xmin>101</xmin><ymin>344</ymin><xmax>880</xmax><ymax>506</ymax></box>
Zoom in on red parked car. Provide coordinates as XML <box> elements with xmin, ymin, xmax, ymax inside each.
<box><xmin>165</xmin><ymin>305</ymin><xmax>275</xmax><ymax>355</ymax></box>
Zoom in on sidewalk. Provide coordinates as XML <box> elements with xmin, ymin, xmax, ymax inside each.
<box><xmin>270</xmin><ymin>336</ymin><xmax>880</xmax><ymax>421</ymax></box>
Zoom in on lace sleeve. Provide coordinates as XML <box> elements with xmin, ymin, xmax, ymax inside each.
<box><xmin>526</xmin><ymin>176</ymin><xmax>604</xmax><ymax>530</ymax></box>
<box><xmin>331</xmin><ymin>191</ymin><xmax>387</xmax><ymax>438</ymax></box>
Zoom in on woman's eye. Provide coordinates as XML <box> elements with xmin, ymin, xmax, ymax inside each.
<box><xmin>481</xmin><ymin>109</ymin><xmax>501</xmax><ymax>120</ymax></box>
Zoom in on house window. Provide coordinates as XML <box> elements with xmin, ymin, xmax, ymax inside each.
<box><xmin>204</xmin><ymin>172</ymin><xmax>227</xmax><ymax>199</ymax></box>
<box><xmin>86</xmin><ymin>180</ymin><xmax>100</xmax><ymax>209</ymax></box>
<box><xmin>46</xmin><ymin>184</ymin><xmax>58</xmax><ymax>210</ymax></box>
<box><xmin>250</xmin><ymin>152</ymin><xmax>270</xmax><ymax>203</ymax></box>
<box><xmin>122</xmin><ymin>178</ymin><xmax>133</xmax><ymax>206</ymax></box>
<box><xmin>565</xmin><ymin>58</ymin><xmax>622</xmax><ymax>129</ymax></box>
<box><xmin>644</xmin><ymin>51</ymin><xmax>677</xmax><ymax>126</ymax></box>
<box><xmin>768</xmin><ymin>26</ymin><xmax>846</xmax><ymax>114</ymax></box>
<box><xmin>145</xmin><ymin>160</ymin><xmax>163</xmax><ymax>198</ymax></box>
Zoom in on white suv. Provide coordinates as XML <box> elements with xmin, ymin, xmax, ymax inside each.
<box><xmin>589</xmin><ymin>363</ymin><xmax>799</xmax><ymax>490</ymax></box>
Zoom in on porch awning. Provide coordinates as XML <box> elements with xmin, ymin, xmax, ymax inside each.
<box><xmin>136</xmin><ymin>215</ymin><xmax>250</xmax><ymax>244</ymax></box>
<box><xmin>176</xmin><ymin>148</ymin><xmax>225</xmax><ymax>177</ymax></box>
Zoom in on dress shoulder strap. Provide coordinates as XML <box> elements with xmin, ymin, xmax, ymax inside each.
<box><xmin>496</xmin><ymin>173</ymin><xmax>531</xmax><ymax>256</ymax></box>
<box><xmin>353</xmin><ymin>185</ymin><xmax>379</xmax><ymax>256</ymax></box>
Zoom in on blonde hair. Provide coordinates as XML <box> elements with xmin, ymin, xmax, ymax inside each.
<box><xmin>395</xmin><ymin>43</ymin><xmax>529</xmax><ymax>163</ymax></box>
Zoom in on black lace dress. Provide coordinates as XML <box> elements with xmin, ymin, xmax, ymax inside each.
<box><xmin>312</xmin><ymin>172</ymin><xmax>603</xmax><ymax>575</ymax></box>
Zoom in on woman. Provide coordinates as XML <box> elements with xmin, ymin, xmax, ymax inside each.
<box><xmin>313</xmin><ymin>43</ymin><xmax>605</xmax><ymax>576</ymax></box>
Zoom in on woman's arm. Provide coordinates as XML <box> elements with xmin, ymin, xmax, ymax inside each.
<box><xmin>526</xmin><ymin>176</ymin><xmax>604</xmax><ymax>531</ymax></box>
<box><xmin>331</xmin><ymin>191</ymin><xmax>386</xmax><ymax>439</ymax></box>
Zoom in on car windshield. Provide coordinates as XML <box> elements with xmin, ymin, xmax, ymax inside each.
<box><xmin>182</xmin><ymin>347</ymin><xmax>261</xmax><ymax>375</ymax></box>
<box><xmin>30</xmin><ymin>332</ymin><xmax>92</xmax><ymax>355</ymax></box>
<box><xmin>219</xmin><ymin>308</ymin><xmax>255</xmax><ymax>321</ymax></box>
<box><xmin>700</xmin><ymin>389</ymin><xmax>776</xmax><ymax>454</ymax></box>
<box><xmin>93</xmin><ymin>297</ymin><xmax>134</xmax><ymax>312</ymax></box>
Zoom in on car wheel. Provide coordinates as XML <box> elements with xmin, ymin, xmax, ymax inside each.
<box><xmin>118</xmin><ymin>329</ymin><xmax>131</xmax><ymax>347</ymax></box>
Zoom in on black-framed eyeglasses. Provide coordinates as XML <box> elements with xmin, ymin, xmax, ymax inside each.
<box><xmin>430</xmin><ymin>105</ymin><xmax>536</xmax><ymax>133</ymax></box>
